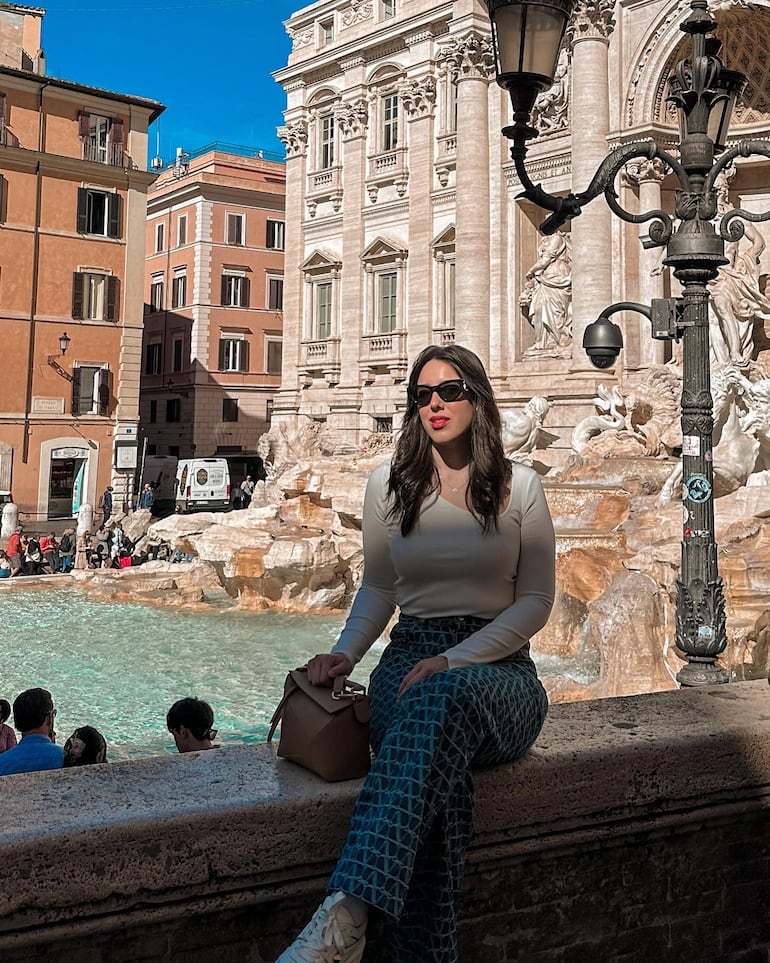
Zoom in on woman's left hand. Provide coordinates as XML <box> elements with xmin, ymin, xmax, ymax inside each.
<box><xmin>398</xmin><ymin>656</ymin><xmax>449</xmax><ymax>699</ymax></box>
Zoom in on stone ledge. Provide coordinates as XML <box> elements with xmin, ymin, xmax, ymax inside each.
<box><xmin>2</xmin><ymin>681</ymin><xmax>770</xmax><ymax>961</ymax></box>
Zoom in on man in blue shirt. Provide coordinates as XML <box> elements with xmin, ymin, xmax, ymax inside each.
<box><xmin>0</xmin><ymin>688</ymin><xmax>63</xmax><ymax>776</ymax></box>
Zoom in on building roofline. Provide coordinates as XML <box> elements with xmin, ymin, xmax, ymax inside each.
<box><xmin>0</xmin><ymin>2</ymin><xmax>45</xmax><ymax>15</ymax></box>
<box><xmin>0</xmin><ymin>64</ymin><xmax>166</xmax><ymax>122</ymax></box>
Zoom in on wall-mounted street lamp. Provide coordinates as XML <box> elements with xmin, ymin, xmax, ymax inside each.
<box><xmin>48</xmin><ymin>331</ymin><xmax>73</xmax><ymax>382</ymax></box>
<box><xmin>59</xmin><ymin>331</ymin><xmax>71</xmax><ymax>355</ymax></box>
<box><xmin>485</xmin><ymin>0</ymin><xmax>770</xmax><ymax>685</ymax></box>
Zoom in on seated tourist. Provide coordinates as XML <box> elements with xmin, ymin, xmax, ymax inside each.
<box><xmin>63</xmin><ymin>726</ymin><xmax>108</xmax><ymax>766</ymax></box>
<box><xmin>166</xmin><ymin>698</ymin><xmax>218</xmax><ymax>753</ymax></box>
<box><xmin>0</xmin><ymin>550</ymin><xmax>11</xmax><ymax>579</ymax></box>
<box><xmin>22</xmin><ymin>535</ymin><xmax>44</xmax><ymax>576</ymax></box>
<box><xmin>0</xmin><ymin>699</ymin><xmax>17</xmax><ymax>752</ymax></box>
<box><xmin>0</xmin><ymin>688</ymin><xmax>63</xmax><ymax>776</ymax></box>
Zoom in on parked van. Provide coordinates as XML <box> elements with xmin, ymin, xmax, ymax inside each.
<box><xmin>175</xmin><ymin>459</ymin><xmax>231</xmax><ymax>513</ymax></box>
<box><xmin>139</xmin><ymin>456</ymin><xmax>178</xmax><ymax>514</ymax></box>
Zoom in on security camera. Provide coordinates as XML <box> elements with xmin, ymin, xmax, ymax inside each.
<box><xmin>583</xmin><ymin>316</ymin><xmax>623</xmax><ymax>370</ymax></box>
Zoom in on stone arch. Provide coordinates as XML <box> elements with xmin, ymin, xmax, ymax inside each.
<box><xmin>307</xmin><ymin>85</ymin><xmax>341</xmax><ymax>108</ymax></box>
<box><xmin>366</xmin><ymin>62</ymin><xmax>404</xmax><ymax>86</ymax></box>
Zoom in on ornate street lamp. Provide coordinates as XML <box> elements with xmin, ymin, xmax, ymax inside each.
<box><xmin>59</xmin><ymin>331</ymin><xmax>71</xmax><ymax>356</ymax></box>
<box><xmin>486</xmin><ymin>0</ymin><xmax>770</xmax><ymax>685</ymax></box>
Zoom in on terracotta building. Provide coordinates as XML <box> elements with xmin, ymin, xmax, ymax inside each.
<box><xmin>0</xmin><ymin>2</ymin><xmax>163</xmax><ymax>519</ymax></box>
<box><xmin>140</xmin><ymin>146</ymin><xmax>285</xmax><ymax>466</ymax></box>
<box><xmin>273</xmin><ymin>0</ymin><xmax>770</xmax><ymax>453</ymax></box>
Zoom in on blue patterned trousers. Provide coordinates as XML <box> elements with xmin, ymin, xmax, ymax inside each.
<box><xmin>328</xmin><ymin>615</ymin><xmax>549</xmax><ymax>962</ymax></box>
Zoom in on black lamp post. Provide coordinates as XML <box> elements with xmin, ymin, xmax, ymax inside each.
<box><xmin>486</xmin><ymin>0</ymin><xmax>770</xmax><ymax>685</ymax></box>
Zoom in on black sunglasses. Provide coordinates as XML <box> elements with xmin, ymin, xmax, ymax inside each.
<box><xmin>410</xmin><ymin>379</ymin><xmax>469</xmax><ymax>408</ymax></box>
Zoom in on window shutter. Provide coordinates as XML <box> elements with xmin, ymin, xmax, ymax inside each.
<box><xmin>97</xmin><ymin>369</ymin><xmax>111</xmax><ymax>416</ymax></box>
<box><xmin>78</xmin><ymin>110</ymin><xmax>90</xmax><ymax>138</ymax></box>
<box><xmin>0</xmin><ymin>93</ymin><xmax>6</xmax><ymax>138</ymax></box>
<box><xmin>241</xmin><ymin>340</ymin><xmax>250</xmax><ymax>372</ymax></box>
<box><xmin>106</xmin><ymin>276</ymin><xmax>119</xmax><ymax>322</ymax></box>
<box><xmin>0</xmin><ymin>175</ymin><xmax>5</xmax><ymax>223</ymax></box>
<box><xmin>218</xmin><ymin>339</ymin><xmax>227</xmax><ymax>370</ymax></box>
<box><xmin>71</xmin><ymin>367</ymin><xmax>82</xmax><ymax>414</ymax></box>
<box><xmin>241</xmin><ymin>277</ymin><xmax>250</xmax><ymax>308</ymax></box>
<box><xmin>76</xmin><ymin>188</ymin><xmax>88</xmax><ymax>233</ymax></box>
<box><xmin>111</xmin><ymin>118</ymin><xmax>123</xmax><ymax>144</ymax></box>
<box><xmin>108</xmin><ymin>193</ymin><xmax>122</xmax><ymax>238</ymax></box>
<box><xmin>221</xmin><ymin>275</ymin><xmax>228</xmax><ymax>306</ymax></box>
<box><xmin>265</xmin><ymin>221</ymin><xmax>271</xmax><ymax>247</ymax></box>
<box><xmin>72</xmin><ymin>272</ymin><xmax>84</xmax><ymax>319</ymax></box>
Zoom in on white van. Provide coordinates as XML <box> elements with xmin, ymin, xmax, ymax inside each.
<box><xmin>175</xmin><ymin>458</ymin><xmax>231</xmax><ymax>513</ymax></box>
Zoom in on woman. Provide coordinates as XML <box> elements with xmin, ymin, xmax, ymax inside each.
<box><xmin>74</xmin><ymin>530</ymin><xmax>92</xmax><ymax>570</ymax></box>
<box><xmin>0</xmin><ymin>550</ymin><xmax>11</xmax><ymax>579</ymax></box>
<box><xmin>0</xmin><ymin>699</ymin><xmax>16</xmax><ymax>752</ymax></box>
<box><xmin>277</xmin><ymin>344</ymin><xmax>555</xmax><ymax>963</ymax></box>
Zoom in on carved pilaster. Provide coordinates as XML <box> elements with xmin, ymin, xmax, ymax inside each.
<box><xmin>334</xmin><ymin>100</ymin><xmax>369</xmax><ymax>139</ymax></box>
<box><xmin>438</xmin><ymin>33</ymin><xmax>495</xmax><ymax>82</ymax></box>
<box><xmin>400</xmin><ymin>77</ymin><xmax>437</xmax><ymax>118</ymax></box>
<box><xmin>568</xmin><ymin>0</ymin><xmax>616</xmax><ymax>43</ymax></box>
<box><xmin>278</xmin><ymin>120</ymin><xmax>308</xmax><ymax>159</ymax></box>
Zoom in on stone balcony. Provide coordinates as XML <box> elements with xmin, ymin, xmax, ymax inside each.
<box><xmin>299</xmin><ymin>337</ymin><xmax>341</xmax><ymax>385</ymax></box>
<box><xmin>306</xmin><ymin>165</ymin><xmax>343</xmax><ymax>216</ymax></box>
<box><xmin>366</xmin><ymin>146</ymin><xmax>408</xmax><ymax>201</ymax></box>
<box><xmin>359</xmin><ymin>331</ymin><xmax>408</xmax><ymax>381</ymax></box>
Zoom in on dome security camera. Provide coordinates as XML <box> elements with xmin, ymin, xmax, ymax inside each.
<box><xmin>583</xmin><ymin>316</ymin><xmax>623</xmax><ymax>370</ymax></box>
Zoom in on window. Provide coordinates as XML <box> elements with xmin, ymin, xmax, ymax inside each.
<box><xmin>319</xmin><ymin>114</ymin><xmax>335</xmax><ymax>170</ymax></box>
<box><xmin>149</xmin><ymin>400</ymin><xmax>157</xmax><ymax>424</ymax></box>
<box><xmin>315</xmin><ymin>281</ymin><xmax>332</xmax><ymax>339</ymax></box>
<box><xmin>165</xmin><ymin>398</ymin><xmax>181</xmax><ymax>422</ymax></box>
<box><xmin>222</xmin><ymin>398</ymin><xmax>239</xmax><ymax>422</ymax></box>
<box><xmin>266</xmin><ymin>399</ymin><xmax>273</xmax><ymax>424</ymax></box>
<box><xmin>226</xmin><ymin>212</ymin><xmax>245</xmax><ymax>246</ymax></box>
<box><xmin>382</xmin><ymin>0</ymin><xmax>395</xmax><ymax>17</ymax></box>
<box><xmin>375</xmin><ymin>416</ymin><xmax>392</xmax><ymax>433</ymax></box>
<box><xmin>71</xmin><ymin>365</ymin><xmax>110</xmax><ymax>416</ymax></box>
<box><xmin>145</xmin><ymin>342</ymin><xmax>162</xmax><ymax>375</ymax></box>
<box><xmin>218</xmin><ymin>336</ymin><xmax>249</xmax><ymax>372</ymax></box>
<box><xmin>155</xmin><ymin>221</ymin><xmax>165</xmax><ymax>253</ymax></box>
<box><xmin>320</xmin><ymin>18</ymin><xmax>334</xmax><ymax>44</ymax></box>
<box><xmin>447</xmin><ymin>260</ymin><xmax>456</xmax><ymax>325</ymax></box>
<box><xmin>448</xmin><ymin>79</ymin><xmax>458</xmax><ymax>133</ymax></box>
<box><xmin>168</xmin><ymin>445</ymin><xmax>180</xmax><ymax>458</ymax></box>
<box><xmin>177</xmin><ymin>214</ymin><xmax>187</xmax><ymax>247</ymax></box>
<box><xmin>172</xmin><ymin>337</ymin><xmax>183</xmax><ymax>372</ymax></box>
<box><xmin>150</xmin><ymin>275</ymin><xmax>164</xmax><ymax>312</ymax></box>
<box><xmin>267</xmin><ymin>276</ymin><xmax>284</xmax><ymax>311</ymax></box>
<box><xmin>76</xmin><ymin>188</ymin><xmax>121</xmax><ymax>237</ymax></box>
<box><xmin>382</xmin><ymin>95</ymin><xmax>399</xmax><ymax>151</ymax></box>
<box><xmin>266</xmin><ymin>219</ymin><xmax>285</xmax><ymax>250</ymax></box>
<box><xmin>172</xmin><ymin>272</ymin><xmax>186</xmax><ymax>309</ymax></box>
<box><xmin>266</xmin><ymin>338</ymin><xmax>283</xmax><ymax>374</ymax></box>
<box><xmin>79</xmin><ymin>112</ymin><xmax>123</xmax><ymax>165</ymax></box>
<box><xmin>378</xmin><ymin>271</ymin><xmax>397</xmax><ymax>333</ymax></box>
<box><xmin>221</xmin><ymin>273</ymin><xmax>250</xmax><ymax>308</ymax></box>
<box><xmin>72</xmin><ymin>272</ymin><xmax>119</xmax><ymax>322</ymax></box>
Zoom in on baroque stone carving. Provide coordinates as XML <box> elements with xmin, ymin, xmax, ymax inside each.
<box><xmin>568</xmin><ymin>0</ymin><xmax>617</xmax><ymax>42</ymax></box>
<box><xmin>531</xmin><ymin>50</ymin><xmax>570</xmax><ymax>135</ymax></box>
<box><xmin>438</xmin><ymin>33</ymin><xmax>495</xmax><ymax>82</ymax></box>
<box><xmin>571</xmin><ymin>385</ymin><xmax>626</xmax><ymax>454</ymax></box>
<box><xmin>501</xmin><ymin>397</ymin><xmax>551</xmax><ymax>461</ymax></box>
<box><xmin>278</xmin><ymin>121</ymin><xmax>308</xmax><ymax>159</ymax></box>
<box><xmin>624</xmin><ymin>157</ymin><xmax>667</xmax><ymax>186</ymax></box>
<box><xmin>520</xmin><ymin>232</ymin><xmax>572</xmax><ymax>356</ymax></box>
<box><xmin>399</xmin><ymin>77</ymin><xmax>437</xmax><ymax>117</ymax></box>
<box><xmin>342</xmin><ymin>0</ymin><xmax>373</xmax><ymax>27</ymax></box>
<box><xmin>334</xmin><ymin>100</ymin><xmax>368</xmax><ymax>138</ymax></box>
<box><xmin>288</xmin><ymin>27</ymin><xmax>313</xmax><ymax>49</ymax></box>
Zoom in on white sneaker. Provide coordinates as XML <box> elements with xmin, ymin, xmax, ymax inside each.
<box><xmin>276</xmin><ymin>891</ymin><xmax>367</xmax><ymax>963</ymax></box>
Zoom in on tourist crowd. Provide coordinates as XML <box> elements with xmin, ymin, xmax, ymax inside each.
<box><xmin>0</xmin><ymin>690</ymin><xmax>218</xmax><ymax>777</ymax></box>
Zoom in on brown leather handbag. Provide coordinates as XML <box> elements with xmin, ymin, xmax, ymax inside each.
<box><xmin>268</xmin><ymin>668</ymin><xmax>371</xmax><ymax>782</ymax></box>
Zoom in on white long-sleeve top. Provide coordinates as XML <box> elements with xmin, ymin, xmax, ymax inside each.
<box><xmin>332</xmin><ymin>460</ymin><xmax>556</xmax><ymax>669</ymax></box>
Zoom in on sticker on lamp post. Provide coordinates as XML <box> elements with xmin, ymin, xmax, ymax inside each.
<box><xmin>682</xmin><ymin>435</ymin><xmax>700</xmax><ymax>456</ymax></box>
<box><xmin>698</xmin><ymin>625</ymin><xmax>714</xmax><ymax>642</ymax></box>
<box><xmin>685</xmin><ymin>474</ymin><xmax>711</xmax><ymax>503</ymax></box>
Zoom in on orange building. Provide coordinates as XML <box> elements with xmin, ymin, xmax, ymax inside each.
<box><xmin>0</xmin><ymin>3</ymin><xmax>163</xmax><ymax>519</ymax></box>
<box><xmin>141</xmin><ymin>146</ymin><xmax>285</xmax><ymax>466</ymax></box>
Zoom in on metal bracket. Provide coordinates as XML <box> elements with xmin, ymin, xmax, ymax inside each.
<box><xmin>650</xmin><ymin>298</ymin><xmax>686</xmax><ymax>340</ymax></box>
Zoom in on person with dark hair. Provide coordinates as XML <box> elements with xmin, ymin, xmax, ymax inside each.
<box><xmin>0</xmin><ymin>550</ymin><xmax>11</xmax><ymax>580</ymax></box>
<box><xmin>99</xmin><ymin>486</ymin><xmax>114</xmax><ymax>526</ymax></box>
<box><xmin>63</xmin><ymin>726</ymin><xmax>108</xmax><ymax>766</ymax></box>
<box><xmin>166</xmin><ymin>697</ymin><xmax>218</xmax><ymax>753</ymax></box>
<box><xmin>0</xmin><ymin>688</ymin><xmax>63</xmax><ymax>776</ymax></box>
<box><xmin>0</xmin><ymin>699</ymin><xmax>17</xmax><ymax>752</ymax></box>
<box><xmin>277</xmin><ymin>344</ymin><xmax>555</xmax><ymax>963</ymax></box>
<box><xmin>58</xmin><ymin>529</ymin><xmax>75</xmax><ymax>573</ymax></box>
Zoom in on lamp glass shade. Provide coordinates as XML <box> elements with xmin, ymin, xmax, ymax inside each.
<box><xmin>492</xmin><ymin>3</ymin><xmax>568</xmax><ymax>83</ymax></box>
<box><xmin>708</xmin><ymin>68</ymin><xmax>745</xmax><ymax>151</ymax></box>
<box><xmin>59</xmin><ymin>332</ymin><xmax>71</xmax><ymax>354</ymax></box>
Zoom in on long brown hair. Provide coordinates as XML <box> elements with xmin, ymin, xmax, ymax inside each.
<box><xmin>388</xmin><ymin>344</ymin><xmax>509</xmax><ymax>535</ymax></box>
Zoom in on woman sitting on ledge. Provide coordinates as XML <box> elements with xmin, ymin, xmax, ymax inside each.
<box><xmin>277</xmin><ymin>344</ymin><xmax>556</xmax><ymax>963</ymax></box>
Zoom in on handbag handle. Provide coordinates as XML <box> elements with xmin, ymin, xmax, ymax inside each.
<box><xmin>267</xmin><ymin>671</ymin><xmax>366</xmax><ymax>743</ymax></box>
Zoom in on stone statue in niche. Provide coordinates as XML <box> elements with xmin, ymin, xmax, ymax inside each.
<box><xmin>520</xmin><ymin>232</ymin><xmax>572</xmax><ymax>357</ymax></box>
<box><xmin>531</xmin><ymin>49</ymin><xmax>569</xmax><ymax>135</ymax></box>
<box><xmin>710</xmin><ymin>169</ymin><xmax>770</xmax><ymax>367</ymax></box>
<box><xmin>500</xmin><ymin>397</ymin><xmax>551</xmax><ymax>461</ymax></box>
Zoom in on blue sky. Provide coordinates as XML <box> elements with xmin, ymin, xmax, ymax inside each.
<box><xmin>39</xmin><ymin>0</ymin><xmax>300</xmax><ymax>163</ymax></box>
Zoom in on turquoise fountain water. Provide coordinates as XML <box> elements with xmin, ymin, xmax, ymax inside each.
<box><xmin>1</xmin><ymin>588</ymin><xmax>595</xmax><ymax>762</ymax></box>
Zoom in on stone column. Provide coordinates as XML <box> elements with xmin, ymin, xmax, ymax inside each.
<box><xmin>446</xmin><ymin>33</ymin><xmax>494</xmax><ymax>367</ymax></box>
<box><xmin>401</xmin><ymin>63</ymin><xmax>437</xmax><ymax>364</ymax></box>
<box><xmin>336</xmin><ymin>87</ymin><xmax>369</xmax><ymax>389</ymax></box>
<box><xmin>625</xmin><ymin>158</ymin><xmax>667</xmax><ymax>365</ymax></box>
<box><xmin>275</xmin><ymin>119</ymin><xmax>308</xmax><ymax>422</ymax></box>
<box><xmin>568</xmin><ymin>0</ymin><xmax>615</xmax><ymax>368</ymax></box>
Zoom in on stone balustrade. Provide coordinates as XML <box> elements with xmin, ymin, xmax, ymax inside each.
<box><xmin>2</xmin><ymin>681</ymin><xmax>770</xmax><ymax>962</ymax></box>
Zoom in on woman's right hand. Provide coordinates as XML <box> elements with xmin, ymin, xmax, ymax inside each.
<box><xmin>306</xmin><ymin>653</ymin><xmax>353</xmax><ymax>687</ymax></box>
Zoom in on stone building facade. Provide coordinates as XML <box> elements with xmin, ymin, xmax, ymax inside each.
<box><xmin>0</xmin><ymin>2</ymin><xmax>162</xmax><ymax>518</ymax></box>
<box><xmin>273</xmin><ymin>0</ymin><xmax>770</xmax><ymax>455</ymax></box>
<box><xmin>141</xmin><ymin>148</ymin><xmax>285</xmax><ymax>461</ymax></box>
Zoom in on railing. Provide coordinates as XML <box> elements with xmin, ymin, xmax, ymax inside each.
<box><xmin>361</xmin><ymin>330</ymin><xmax>407</xmax><ymax>361</ymax></box>
<box><xmin>0</xmin><ymin>124</ymin><xmax>20</xmax><ymax>148</ymax></box>
<box><xmin>302</xmin><ymin>338</ymin><xmax>340</xmax><ymax>365</ymax></box>
<box><xmin>437</xmin><ymin>132</ymin><xmax>457</xmax><ymax>158</ymax></box>
<box><xmin>432</xmin><ymin>327</ymin><xmax>455</xmax><ymax>346</ymax></box>
<box><xmin>307</xmin><ymin>165</ymin><xmax>342</xmax><ymax>200</ymax></box>
<box><xmin>82</xmin><ymin>141</ymin><xmax>124</xmax><ymax>167</ymax></box>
